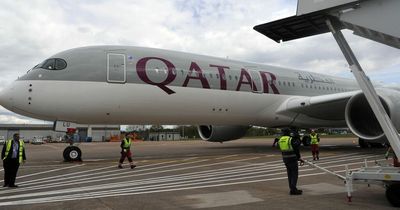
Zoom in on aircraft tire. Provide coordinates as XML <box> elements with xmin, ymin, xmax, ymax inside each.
<box><xmin>386</xmin><ymin>184</ymin><xmax>400</xmax><ymax>207</ymax></box>
<box><xmin>358</xmin><ymin>138</ymin><xmax>369</xmax><ymax>148</ymax></box>
<box><xmin>370</xmin><ymin>142</ymin><xmax>385</xmax><ymax>148</ymax></box>
<box><xmin>63</xmin><ymin>146</ymin><xmax>82</xmax><ymax>162</ymax></box>
<box><xmin>63</xmin><ymin>147</ymin><xmax>70</xmax><ymax>161</ymax></box>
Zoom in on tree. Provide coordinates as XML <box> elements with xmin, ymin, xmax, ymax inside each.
<box><xmin>149</xmin><ymin>125</ymin><xmax>163</xmax><ymax>132</ymax></box>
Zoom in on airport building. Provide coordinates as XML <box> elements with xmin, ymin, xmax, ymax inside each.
<box><xmin>147</xmin><ymin>131</ymin><xmax>183</xmax><ymax>141</ymax></box>
<box><xmin>0</xmin><ymin>124</ymin><xmax>121</xmax><ymax>142</ymax></box>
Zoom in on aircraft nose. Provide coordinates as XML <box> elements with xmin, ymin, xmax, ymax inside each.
<box><xmin>0</xmin><ymin>85</ymin><xmax>14</xmax><ymax>110</ymax></box>
<box><xmin>0</xmin><ymin>89</ymin><xmax>5</xmax><ymax>105</ymax></box>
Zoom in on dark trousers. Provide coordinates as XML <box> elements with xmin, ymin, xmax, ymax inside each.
<box><xmin>311</xmin><ymin>144</ymin><xmax>319</xmax><ymax>157</ymax></box>
<box><xmin>283</xmin><ymin>157</ymin><xmax>298</xmax><ymax>192</ymax></box>
<box><xmin>119</xmin><ymin>150</ymin><xmax>133</xmax><ymax>164</ymax></box>
<box><xmin>3</xmin><ymin>158</ymin><xmax>20</xmax><ymax>187</ymax></box>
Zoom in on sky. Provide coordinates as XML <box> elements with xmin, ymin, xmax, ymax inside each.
<box><xmin>0</xmin><ymin>0</ymin><xmax>399</xmax><ymax>124</ymax></box>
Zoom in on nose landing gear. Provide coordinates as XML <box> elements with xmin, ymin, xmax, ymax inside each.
<box><xmin>63</xmin><ymin>145</ymin><xmax>82</xmax><ymax>162</ymax></box>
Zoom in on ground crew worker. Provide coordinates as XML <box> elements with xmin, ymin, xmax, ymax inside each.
<box><xmin>310</xmin><ymin>130</ymin><xmax>320</xmax><ymax>160</ymax></box>
<box><xmin>118</xmin><ymin>132</ymin><xmax>136</xmax><ymax>169</ymax></box>
<box><xmin>1</xmin><ymin>133</ymin><xmax>26</xmax><ymax>187</ymax></box>
<box><xmin>385</xmin><ymin>145</ymin><xmax>400</xmax><ymax>167</ymax></box>
<box><xmin>278</xmin><ymin>129</ymin><xmax>304</xmax><ymax>195</ymax></box>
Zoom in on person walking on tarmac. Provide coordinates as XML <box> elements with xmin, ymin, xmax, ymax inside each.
<box><xmin>278</xmin><ymin>129</ymin><xmax>304</xmax><ymax>195</ymax></box>
<box><xmin>310</xmin><ymin>130</ymin><xmax>320</xmax><ymax>161</ymax></box>
<box><xmin>118</xmin><ymin>132</ymin><xmax>136</xmax><ymax>169</ymax></box>
<box><xmin>1</xmin><ymin>133</ymin><xmax>26</xmax><ymax>187</ymax></box>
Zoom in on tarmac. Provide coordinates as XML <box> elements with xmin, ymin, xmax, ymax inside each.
<box><xmin>0</xmin><ymin>137</ymin><xmax>397</xmax><ymax>210</ymax></box>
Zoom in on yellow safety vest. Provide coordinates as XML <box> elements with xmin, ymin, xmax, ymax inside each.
<box><xmin>278</xmin><ymin>136</ymin><xmax>293</xmax><ymax>152</ymax></box>
<box><xmin>3</xmin><ymin>139</ymin><xmax>24</xmax><ymax>163</ymax></box>
<box><xmin>123</xmin><ymin>138</ymin><xmax>132</xmax><ymax>149</ymax></box>
<box><xmin>310</xmin><ymin>134</ymin><xmax>319</xmax><ymax>145</ymax></box>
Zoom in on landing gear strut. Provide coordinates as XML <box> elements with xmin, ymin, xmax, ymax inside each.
<box><xmin>358</xmin><ymin>138</ymin><xmax>369</xmax><ymax>148</ymax></box>
<box><xmin>63</xmin><ymin>127</ymin><xmax>82</xmax><ymax>162</ymax></box>
<box><xmin>358</xmin><ymin>138</ymin><xmax>385</xmax><ymax>148</ymax></box>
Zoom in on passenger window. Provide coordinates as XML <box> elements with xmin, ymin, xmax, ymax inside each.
<box><xmin>235</xmin><ymin>75</ymin><xmax>238</xmax><ymax>80</ymax></box>
<box><xmin>209</xmin><ymin>73</ymin><xmax>213</xmax><ymax>78</ymax></box>
<box><xmin>278</xmin><ymin>81</ymin><xmax>281</xmax><ymax>86</ymax></box>
<box><xmin>301</xmin><ymin>84</ymin><xmax>304</xmax><ymax>88</ymax></box>
<box><xmin>229</xmin><ymin>75</ymin><xmax>232</xmax><ymax>80</ymax></box>
<box><xmin>216</xmin><ymin>74</ymin><xmax>219</xmax><ymax>79</ymax></box>
<box><xmin>283</xmin><ymin>81</ymin><xmax>286</xmax><ymax>86</ymax></box>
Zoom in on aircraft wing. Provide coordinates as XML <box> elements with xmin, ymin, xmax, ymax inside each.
<box><xmin>277</xmin><ymin>91</ymin><xmax>361</xmax><ymax>121</ymax></box>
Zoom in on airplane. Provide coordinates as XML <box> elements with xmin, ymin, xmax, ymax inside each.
<box><xmin>0</xmin><ymin>45</ymin><xmax>399</xmax><ymax>161</ymax></box>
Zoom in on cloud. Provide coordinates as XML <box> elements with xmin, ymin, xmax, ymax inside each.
<box><xmin>0</xmin><ymin>106</ymin><xmax>48</xmax><ymax>124</ymax></box>
<box><xmin>0</xmin><ymin>0</ymin><xmax>399</xmax><ymax>124</ymax></box>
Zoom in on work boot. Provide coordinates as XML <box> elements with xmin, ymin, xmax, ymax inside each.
<box><xmin>130</xmin><ymin>164</ymin><xmax>136</xmax><ymax>169</ymax></box>
<box><xmin>290</xmin><ymin>189</ymin><xmax>303</xmax><ymax>195</ymax></box>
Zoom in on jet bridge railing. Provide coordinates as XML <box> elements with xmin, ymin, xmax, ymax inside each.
<box><xmin>325</xmin><ymin>18</ymin><xmax>400</xmax><ymax>159</ymax></box>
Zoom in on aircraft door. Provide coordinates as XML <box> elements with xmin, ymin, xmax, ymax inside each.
<box><xmin>107</xmin><ymin>53</ymin><xmax>126</xmax><ymax>83</ymax></box>
<box><xmin>249</xmin><ymin>69</ymin><xmax>263</xmax><ymax>93</ymax></box>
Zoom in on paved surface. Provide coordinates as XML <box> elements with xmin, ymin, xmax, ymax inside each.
<box><xmin>0</xmin><ymin>138</ymin><xmax>396</xmax><ymax>209</ymax></box>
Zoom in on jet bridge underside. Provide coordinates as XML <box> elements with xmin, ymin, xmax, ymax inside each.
<box><xmin>254</xmin><ymin>0</ymin><xmax>400</xmax><ymax>49</ymax></box>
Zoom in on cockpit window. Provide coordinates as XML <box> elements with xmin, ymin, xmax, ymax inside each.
<box><xmin>42</xmin><ymin>59</ymin><xmax>55</xmax><ymax>70</ymax></box>
<box><xmin>34</xmin><ymin>58</ymin><xmax>67</xmax><ymax>70</ymax></box>
<box><xmin>55</xmin><ymin>59</ymin><xmax>67</xmax><ymax>70</ymax></box>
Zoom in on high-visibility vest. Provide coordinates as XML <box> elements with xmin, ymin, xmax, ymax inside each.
<box><xmin>122</xmin><ymin>138</ymin><xmax>132</xmax><ymax>149</ymax></box>
<box><xmin>3</xmin><ymin>139</ymin><xmax>24</xmax><ymax>163</ymax></box>
<box><xmin>278</xmin><ymin>136</ymin><xmax>293</xmax><ymax>152</ymax></box>
<box><xmin>310</xmin><ymin>133</ymin><xmax>319</xmax><ymax>145</ymax></box>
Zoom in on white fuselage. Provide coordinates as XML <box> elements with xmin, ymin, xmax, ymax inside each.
<box><xmin>0</xmin><ymin>46</ymin><xmax>359</xmax><ymax>127</ymax></box>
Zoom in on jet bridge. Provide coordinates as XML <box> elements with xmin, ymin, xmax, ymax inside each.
<box><xmin>254</xmin><ymin>0</ymin><xmax>400</xmax><ymax>206</ymax></box>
